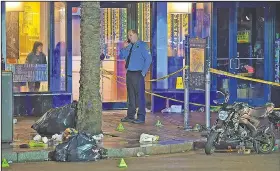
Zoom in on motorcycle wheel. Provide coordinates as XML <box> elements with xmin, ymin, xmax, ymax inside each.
<box><xmin>254</xmin><ymin>132</ymin><xmax>275</xmax><ymax>154</ymax></box>
<box><xmin>205</xmin><ymin>132</ymin><xmax>219</xmax><ymax>155</ymax></box>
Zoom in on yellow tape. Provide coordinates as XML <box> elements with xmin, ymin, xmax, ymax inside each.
<box><xmin>101</xmin><ymin>66</ymin><xmax>280</xmax><ymax>110</ymax></box>
<box><xmin>210</xmin><ymin>68</ymin><xmax>280</xmax><ymax>87</ymax></box>
<box><xmin>102</xmin><ymin>71</ymin><xmax>218</xmax><ymax>108</ymax></box>
<box><xmin>101</xmin><ymin>65</ymin><xmax>188</xmax><ymax>82</ymax></box>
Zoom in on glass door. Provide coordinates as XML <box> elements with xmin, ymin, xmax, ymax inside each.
<box><xmin>70</xmin><ymin>2</ymin><xmax>152</xmax><ymax>109</ymax></box>
<box><xmin>214</xmin><ymin>2</ymin><xmax>271</xmax><ymax>106</ymax></box>
<box><xmin>234</xmin><ymin>6</ymin><xmax>267</xmax><ymax>105</ymax></box>
<box><xmin>214</xmin><ymin>5</ymin><xmax>236</xmax><ymax>103</ymax></box>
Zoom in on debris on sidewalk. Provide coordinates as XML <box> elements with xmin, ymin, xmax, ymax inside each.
<box><xmin>272</xmin><ymin>144</ymin><xmax>279</xmax><ymax>152</ymax></box>
<box><xmin>63</xmin><ymin>128</ymin><xmax>78</xmax><ymax>141</ymax></box>
<box><xmin>52</xmin><ymin>132</ymin><xmax>107</xmax><ymax>162</ymax></box>
<box><xmin>29</xmin><ymin>140</ymin><xmax>47</xmax><ymax>148</ymax></box>
<box><xmin>192</xmin><ymin>124</ymin><xmax>202</xmax><ymax>132</ymax></box>
<box><xmin>136</xmin><ymin>152</ymin><xmax>145</xmax><ymax>157</ymax></box>
<box><xmin>139</xmin><ymin>133</ymin><xmax>159</xmax><ymax>143</ymax></box>
<box><xmin>52</xmin><ymin>133</ymin><xmax>63</xmax><ymax>142</ymax></box>
<box><xmin>42</xmin><ymin>137</ymin><xmax>49</xmax><ymax>144</ymax></box>
<box><xmin>118</xmin><ymin>158</ymin><xmax>127</xmax><ymax>168</ymax></box>
<box><xmin>33</xmin><ymin>134</ymin><xmax>42</xmax><ymax>141</ymax></box>
<box><xmin>31</xmin><ymin>101</ymin><xmax>78</xmax><ymax>136</ymax></box>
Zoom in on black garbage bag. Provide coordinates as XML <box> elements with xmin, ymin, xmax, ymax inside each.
<box><xmin>31</xmin><ymin>101</ymin><xmax>78</xmax><ymax>136</ymax></box>
<box><xmin>53</xmin><ymin>133</ymin><xmax>108</xmax><ymax>162</ymax></box>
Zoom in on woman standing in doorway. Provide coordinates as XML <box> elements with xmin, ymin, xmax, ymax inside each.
<box><xmin>26</xmin><ymin>41</ymin><xmax>47</xmax><ymax>92</ymax></box>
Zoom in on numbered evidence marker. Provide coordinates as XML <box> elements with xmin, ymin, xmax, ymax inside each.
<box><xmin>176</xmin><ymin>77</ymin><xmax>183</xmax><ymax>89</ymax></box>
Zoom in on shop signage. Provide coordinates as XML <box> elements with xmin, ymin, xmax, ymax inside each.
<box><xmin>237</xmin><ymin>30</ymin><xmax>251</xmax><ymax>43</ymax></box>
<box><xmin>189</xmin><ymin>38</ymin><xmax>206</xmax><ymax>90</ymax></box>
<box><xmin>12</xmin><ymin>64</ymin><xmax>48</xmax><ymax>82</ymax></box>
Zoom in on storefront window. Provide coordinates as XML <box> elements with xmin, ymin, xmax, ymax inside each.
<box><xmin>54</xmin><ymin>2</ymin><xmax>66</xmax><ymax>91</ymax></box>
<box><xmin>5</xmin><ymin>2</ymin><xmax>49</xmax><ymax>92</ymax></box>
<box><xmin>167</xmin><ymin>2</ymin><xmax>190</xmax><ymax>89</ymax></box>
<box><xmin>71</xmin><ymin>7</ymin><xmax>129</xmax><ymax>102</ymax></box>
<box><xmin>137</xmin><ymin>2</ymin><xmax>151</xmax><ymax>104</ymax></box>
<box><xmin>236</xmin><ymin>7</ymin><xmax>265</xmax><ymax>99</ymax></box>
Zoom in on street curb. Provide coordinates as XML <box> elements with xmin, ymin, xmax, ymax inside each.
<box><xmin>2</xmin><ymin>140</ymin><xmax>197</xmax><ymax>163</ymax></box>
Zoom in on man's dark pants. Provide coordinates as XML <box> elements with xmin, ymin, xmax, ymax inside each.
<box><xmin>126</xmin><ymin>71</ymin><xmax>146</xmax><ymax>121</ymax></box>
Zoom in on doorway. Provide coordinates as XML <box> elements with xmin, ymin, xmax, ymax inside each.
<box><xmin>213</xmin><ymin>2</ymin><xmax>273</xmax><ymax>106</ymax></box>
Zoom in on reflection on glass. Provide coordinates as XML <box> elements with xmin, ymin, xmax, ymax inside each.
<box><xmin>5</xmin><ymin>2</ymin><xmax>49</xmax><ymax>92</ymax></box>
<box><xmin>216</xmin><ymin>8</ymin><xmax>230</xmax><ymax>93</ymax></box>
<box><xmin>236</xmin><ymin>7</ymin><xmax>264</xmax><ymax>99</ymax></box>
<box><xmin>54</xmin><ymin>2</ymin><xmax>66</xmax><ymax>91</ymax></box>
<box><xmin>167</xmin><ymin>13</ymin><xmax>188</xmax><ymax>58</ymax></box>
<box><xmin>72</xmin><ymin>8</ymin><xmax>129</xmax><ymax>102</ymax></box>
<box><xmin>137</xmin><ymin>2</ymin><xmax>151</xmax><ymax>105</ymax></box>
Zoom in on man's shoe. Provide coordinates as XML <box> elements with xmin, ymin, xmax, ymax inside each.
<box><xmin>121</xmin><ymin>117</ymin><xmax>135</xmax><ymax>123</ymax></box>
<box><xmin>133</xmin><ymin>119</ymin><xmax>145</xmax><ymax>124</ymax></box>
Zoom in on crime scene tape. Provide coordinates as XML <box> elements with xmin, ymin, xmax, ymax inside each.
<box><xmin>101</xmin><ymin>72</ymin><xmax>220</xmax><ymax>108</ymax></box>
<box><xmin>101</xmin><ymin>66</ymin><xmax>280</xmax><ymax>110</ymax></box>
<box><xmin>210</xmin><ymin>68</ymin><xmax>280</xmax><ymax>87</ymax></box>
<box><xmin>101</xmin><ymin>65</ymin><xmax>188</xmax><ymax>82</ymax></box>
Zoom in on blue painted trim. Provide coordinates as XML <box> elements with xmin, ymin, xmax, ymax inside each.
<box><xmin>1</xmin><ymin>2</ymin><xmax>6</xmax><ymax>67</ymax></box>
<box><xmin>212</xmin><ymin>3</ymin><xmax>217</xmax><ymax>91</ymax></box>
<box><xmin>264</xmin><ymin>4</ymin><xmax>275</xmax><ymax>102</ymax></box>
<box><xmin>155</xmin><ymin>2</ymin><xmax>168</xmax><ymax>89</ymax></box>
<box><xmin>66</xmin><ymin>3</ymin><xmax>73</xmax><ymax>95</ymax></box>
<box><xmin>49</xmin><ymin>2</ymin><xmax>55</xmax><ymax>92</ymax></box>
<box><xmin>228</xmin><ymin>3</ymin><xmax>238</xmax><ymax>103</ymax></box>
<box><xmin>151</xmin><ymin>2</ymin><xmax>157</xmax><ymax>111</ymax></box>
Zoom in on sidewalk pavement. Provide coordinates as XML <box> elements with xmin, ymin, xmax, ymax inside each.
<box><xmin>1</xmin><ymin>111</ymin><xmax>217</xmax><ymax>163</ymax></box>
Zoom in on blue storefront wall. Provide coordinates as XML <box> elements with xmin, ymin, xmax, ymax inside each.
<box><xmin>151</xmin><ymin>2</ymin><xmax>215</xmax><ymax>112</ymax></box>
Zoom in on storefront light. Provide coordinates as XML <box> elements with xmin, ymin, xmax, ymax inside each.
<box><xmin>6</xmin><ymin>2</ymin><xmax>24</xmax><ymax>12</ymax></box>
<box><xmin>167</xmin><ymin>2</ymin><xmax>192</xmax><ymax>14</ymax></box>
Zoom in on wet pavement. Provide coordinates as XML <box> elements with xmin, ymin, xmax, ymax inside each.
<box><xmin>10</xmin><ymin>111</ymin><xmax>214</xmax><ymax>151</ymax></box>
<box><xmin>7</xmin><ymin>110</ymin><xmax>279</xmax><ymax>153</ymax></box>
<box><xmin>3</xmin><ymin>150</ymin><xmax>280</xmax><ymax>171</ymax></box>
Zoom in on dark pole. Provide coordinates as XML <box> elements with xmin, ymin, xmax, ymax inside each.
<box><xmin>205</xmin><ymin>37</ymin><xmax>211</xmax><ymax>128</ymax></box>
<box><xmin>184</xmin><ymin>35</ymin><xmax>190</xmax><ymax>130</ymax></box>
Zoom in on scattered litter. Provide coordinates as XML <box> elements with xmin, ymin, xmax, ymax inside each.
<box><xmin>137</xmin><ymin>152</ymin><xmax>145</xmax><ymax>157</ymax></box>
<box><xmin>42</xmin><ymin>137</ymin><xmax>49</xmax><ymax>144</ymax></box>
<box><xmin>63</xmin><ymin>128</ymin><xmax>78</xmax><ymax>141</ymax></box>
<box><xmin>92</xmin><ymin>134</ymin><xmax>104</xmax><ymax>143</ymax></box>
<box><xmin>118</xmin><ymin>158</ymin><xmax>127</xmax><ymax>168</ymax></box>
<box><xmin>170</xmin><ymin>105</ymin><xmax>182</xmax><ymax>113</ymax></box>
<box><xmin>31</xmin><ymin>101</ymin><xmax>78</xmax><ymax>136</ymax></box>
<box><xmin>116</xmin><ymin>123</ymin><xmax>125</xmax><ymax>132</ymax></box>
<box><xmin>192</xmin><ymin>124</ymin><xmax>202</xmax><ymax>132</ymax></box>
<box><xmin>139</xmin><ymin>133</ymin><xmax>159</xmax><ymax>143</ymax></box>
<box><xmin>52</xmin><ymin>134</ymin><xmax>63</xmax><ymax>142</ymax></box>
<box><xmin>19</xmin><ymin>144</ymin><xmax>30</xmax><ymax>148</ymax></box>
<box><xmin>13</xmin><ymin>119</ymin><xmax>17</xmax><ymax>124</ymax></box>
<box><xmin>272</xmin><ymin>144</ymin><xmax>279</xmax><ymax>152</ymax></box>
<box><xmin>33</xmin><ymin>134</ymin><xmax>42</xmax><ymax>141</ymax></box>
<box><xmin>161</xmin><ymin>107</ymin><xmax>171</xmax><ymax>113</ymax></box>
<box><xmin>52</xmin><ymin>132</ymin><xmax>107</xmax><ymax>162</ymax></box>
<box><xmin>227</xmin><ymin>146</ymin><xmax>233</xmax><ymax>152</ymax></box>
<box><xmin>29</xmin><ymin>140</ymin><xmax>47</xmax><ymax>148</ymax></box>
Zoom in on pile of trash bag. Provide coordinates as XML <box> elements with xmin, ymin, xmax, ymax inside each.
<box><xmin>31</xmin><ymin>101</ymin><xmax>78</xmax><ymax>136</ymax></box>
<box><xmin>51</xmin><ymin>132</ymin><xmax>107</xmax><ymax>162</ymax></box>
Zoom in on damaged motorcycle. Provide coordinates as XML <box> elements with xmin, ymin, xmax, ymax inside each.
<box><xmin>205</xmin><ymin>91</ymin><xmax>276</xmax><ymax>155</ymax></box>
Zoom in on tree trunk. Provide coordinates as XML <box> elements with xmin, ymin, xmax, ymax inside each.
<box><xmin>77</xmin><ymin>2</ymin><xmax>102</xmax><ymax>135</ymax></box>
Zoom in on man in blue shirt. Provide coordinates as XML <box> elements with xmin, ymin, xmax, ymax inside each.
<box><xmin>119</xmin><ymin>30</ymin><xmax>152</xmax><ymax>124</ymax></box>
